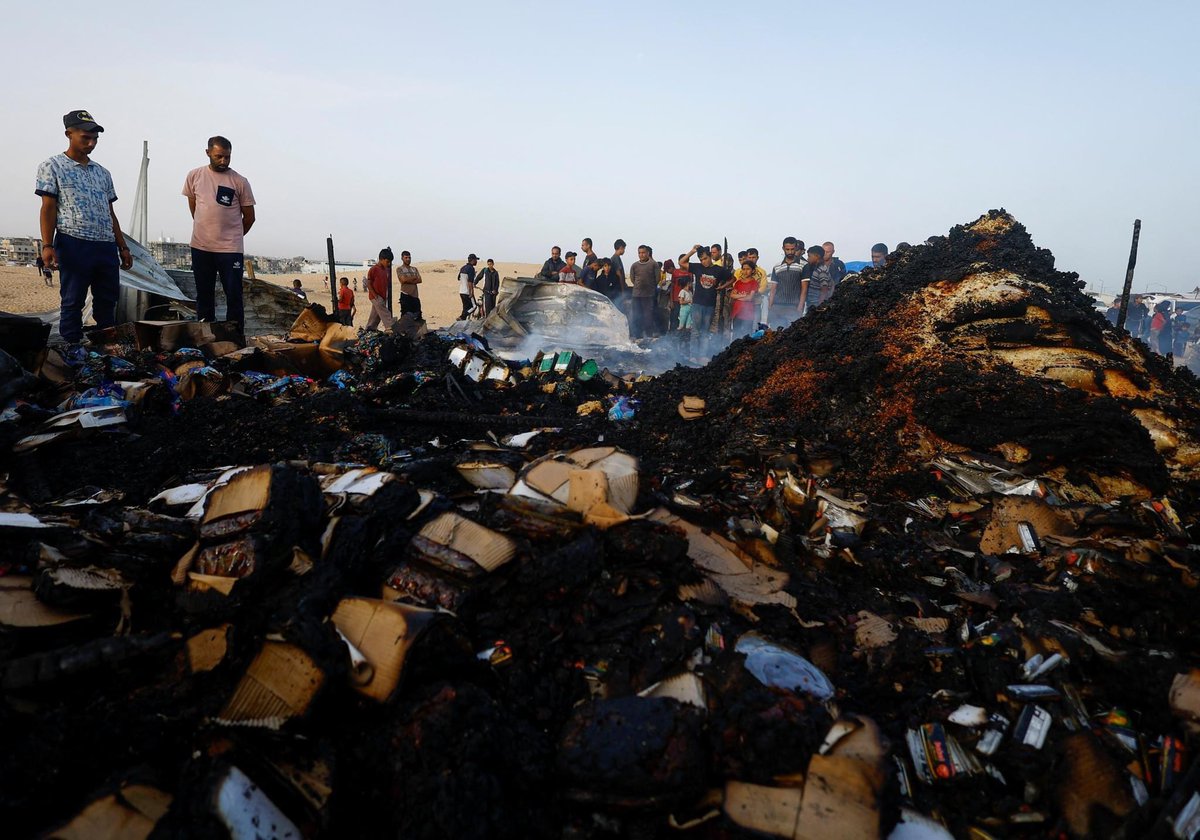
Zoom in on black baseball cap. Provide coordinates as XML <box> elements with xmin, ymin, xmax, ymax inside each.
<box><xmin>468</xmin><ymin>253</ymin><xmax>478</xmax><ymax>261</ymax></box>
<box><xmin>63</xmin><ymin>109</ymin><xmax>104</xmax><ymax>132</ymax></box>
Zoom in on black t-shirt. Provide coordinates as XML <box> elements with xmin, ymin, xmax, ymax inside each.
<box><xmin>692</xmin><ymin>265</ymin><xmax>729</xmax><ymax>307</ymax></box>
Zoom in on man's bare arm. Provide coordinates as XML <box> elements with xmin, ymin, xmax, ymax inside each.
<box><xmin>39</xmin><ymin>195</ymin><xmax>58</xmax><ymax>267</ymax></box>
<box><xmin>110</xmin><ymin>206</ymin><xmax>133</xmax><ymax>269</ymax></box>
<box><xmin>187</xmin><ymin>196</ymin><xmax>196</xmax><ymax>218</ymax></box>
<box><xmin>242</xmin><ymin>205</ymin><xmax>256</xmax><ymax>234</ymax></box>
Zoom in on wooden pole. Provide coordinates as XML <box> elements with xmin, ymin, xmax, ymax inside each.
<box><xmin>327</xmin><ymin>236</ymin><xmax>339</xmax><ymax>314</ymax></box>
<box><xmin>1116</xmin><ymin>219</ymin><xmax>1141</xmax><ymax>331</ymax></box>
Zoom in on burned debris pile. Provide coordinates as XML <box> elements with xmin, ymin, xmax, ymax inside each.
<box><xmin>634</xmin><ymin>211</ymin><xmax>1200</xmax><ymax>500</ymax></box>
<box><xmin>2</xmin><ymin>213</ymin><xmax>1200</xmax><ymax>839</ymax></box>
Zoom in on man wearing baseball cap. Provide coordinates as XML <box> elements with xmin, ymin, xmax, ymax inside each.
<box><xmin>35</xmin><ymin>110</ymin><xmax>134</xmax><ymax>347</ymax></box>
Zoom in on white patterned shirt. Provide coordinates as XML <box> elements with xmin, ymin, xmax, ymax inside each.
<box><xmin>35</xmin><ymin>154</ymin><xmax>117</xmax><ymax>242</ymax></box>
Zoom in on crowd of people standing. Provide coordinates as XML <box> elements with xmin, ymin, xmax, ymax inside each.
<box><xmin>1106</xmin><ymin>295</ymin><xmax>1196</xmax><ymax>358</ymax></box>
<box><xmin>525</xmin><ymin>236</ymin><xmax>892</xmax><ymax>348</ymax></box>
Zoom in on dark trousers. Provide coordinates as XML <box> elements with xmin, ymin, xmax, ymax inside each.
<box><xmin>400</xmin><ymin>292</ymin><xmax>422</xmax><ymax>318</ymax></box>
<box><xmin>56</xmin><ymin>232</ymin><xmax>119</xmax><ymax>343</ymax></box>
<box><xmin>733</xmin><ymin>316</ymin><xmax>757</xmax><ymax>337</ymax></box>
<box><xmin>691</xmin><ymin>303</ymin><xmax>715</xmax><ymax>333</ymax></box>
<box><xmin>337</xmin><ymin>308</ymin><xmax>353</xmax><ymax>326</ymax></box>
<box><xmin>459</xmin><ymin>293</ymin><xmax>474</xmax><ymax>319</ymax></box>
<box><xmin>191</xmin><ymin>248</ymin><xmax>245</xmax><ymax>326</ymax></box>
<box><xmin>630</xmin><ymin>295</ymin><xmax>656</xmax><ymax>338</ymax></box>
<box><xmin>482</xmin><ymin>292</ymin><xmax>497</xmax><ymax>316</ymax></box>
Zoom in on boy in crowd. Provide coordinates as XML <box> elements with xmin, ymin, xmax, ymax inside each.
<box><xmin>337</xmin><ymin>277</ymin><xmax>355</xmax><ymax>325</ymax></box>
<box><xmin>558</xmin><ymin>252</ymin><xmax>580</xmax><ymax>284</ymax></box>
<box><xmin>684</xmin><ymin>244</ymin><xmax>730</xmax><ymax>352</ymax></box>
<box><xmin>365</xmin><ymin>247</ymin><xmax>396</xmax><ymax>331</ymax></box>
<box><xmin>593</xmin><ymin>258</ymin><xmax>614</xmax><ymax>296</ymax></box>
<box><xmin>579</xmin><ymin>255</ymin><xmax>600</xmax><ymax>290</ymax></box>
<box><xmin>36</xmin><ymin>109</ymin><xmax>134</xmax><ymax>346</ymax></box>
<box><xmin>870</xmin><ymin>243</ymin><xmax>889</xmax><ymax>268</ymax></box>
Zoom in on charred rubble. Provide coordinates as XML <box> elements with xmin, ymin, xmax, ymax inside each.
<box><xmin>632</xmin><ymin>211</ymin><xmax>1200</xmax><ymax>500</ymax></box>
<box><xmin>0</xmin><ymin>212</ymin><xmax>1199</xmax><ymax>839</ymax></box>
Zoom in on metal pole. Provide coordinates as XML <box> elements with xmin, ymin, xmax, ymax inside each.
<box><xmin>327</xmin><ymin>236</ymin><xmax>339</xmax><ymax>314</ymax></box>
<box><xmin>1116</xmin><ymin>219</ymin><xmax>1141</xmax><ymax>331</ymax></box>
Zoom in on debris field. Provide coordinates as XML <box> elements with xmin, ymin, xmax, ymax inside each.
<box><xmin>1</xmin><ymin>211</ymin><xmax>1199</xmax><ymax>839</ymax></box>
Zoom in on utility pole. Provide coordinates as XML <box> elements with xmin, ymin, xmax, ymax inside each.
<box><xmin>327</xmin><ymin>236</ymin><xmax>339</xmax><ymax>314</ymax></box>
<box><xmin>1116</xmin><ymin>219</ymin><xmax>1141</xmax><ymax>331</ymax></box>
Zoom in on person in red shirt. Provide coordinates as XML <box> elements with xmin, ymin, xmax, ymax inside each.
<box><xmin>730</xmin><ymin>258</ymin><xmax>760</xmax><ymax>337</ymax></box>
<box><xmin>365</xmin><ymin>247</ymin><xmax>396</xmax><ymax>330</ymax></box>
<box><xmin>336</xmin><ymin>276</ymin><xmax>355</xmax><ymax>325</ymax></box>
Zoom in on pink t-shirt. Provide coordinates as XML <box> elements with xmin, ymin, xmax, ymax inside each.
<box><xmin>182</xmin><ymin>166</ymin><xmax>255</xmax><ymax>253</ymax></box>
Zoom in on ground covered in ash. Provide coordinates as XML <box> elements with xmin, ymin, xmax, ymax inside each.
<box><xmin>1</xmin><ymin>212</ymin><xmax>1200</xmax><ymax>839</ymax></box>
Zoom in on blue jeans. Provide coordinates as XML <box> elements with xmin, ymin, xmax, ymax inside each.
<box><xmin>56</xmin><ymin>232</ymin><xmax>119</xmax><ymax>343</ymax></box>
<box><xmin>691</xmin><ymin>304</ymin><xmax>715</xmax><ymax>335</ymax></box>
<box><xmin>191</xmin><ymin>248</ymin><xmax>245</xmax><ymax>327</ymax></box>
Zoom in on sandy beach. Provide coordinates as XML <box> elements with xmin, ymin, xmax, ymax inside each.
<box><xmin>0</xmin><ymin>260</ymin><xmax>540</xmax><ymax>331</ymax></box>
<box><xmin>257</xmin><ymin>259</ymin><xmax>539</xmax><ymax>330</ymax></box>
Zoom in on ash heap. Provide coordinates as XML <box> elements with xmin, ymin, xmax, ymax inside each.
<box><xmin>1</xmin><ymin>211</ymin><xmax>1199</xmax><ymax>839</ymax></box>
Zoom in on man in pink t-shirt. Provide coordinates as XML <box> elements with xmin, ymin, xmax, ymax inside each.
<box><xmin>182</xmin><ymin>136</ymin><xmax>256</xmax><ymax>328</ymax></box>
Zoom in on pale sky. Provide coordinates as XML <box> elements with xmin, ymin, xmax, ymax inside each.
<box><xmin>3</xmin><ymin>0</ymin><xmax>1198</xmax><ymax>293</ymax></box>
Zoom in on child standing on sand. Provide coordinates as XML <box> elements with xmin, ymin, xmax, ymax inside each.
<box><xmin>677</xmin><ymin>277</ymin><xmax>694</xmax><ymax>331</ymax></box>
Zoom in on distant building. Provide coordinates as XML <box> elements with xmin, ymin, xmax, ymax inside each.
<box><xmin>302</xmin><ymin>261</ymin><xmax>363</xmax><ymax>274</ymax></box>
<box><xmin>149</xmin><ymin>238</ymin><xmax>192</xmax><ymax>269</ymax></box>
<box><xmin>247</xmin><ymin>255</ymin><xmax>307</xmax><ymax>275</ymax></box>
<box><xmin>0</xmin><ymin>236</ymin><xmax>42</xmax><ymax>265</ymax></box>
